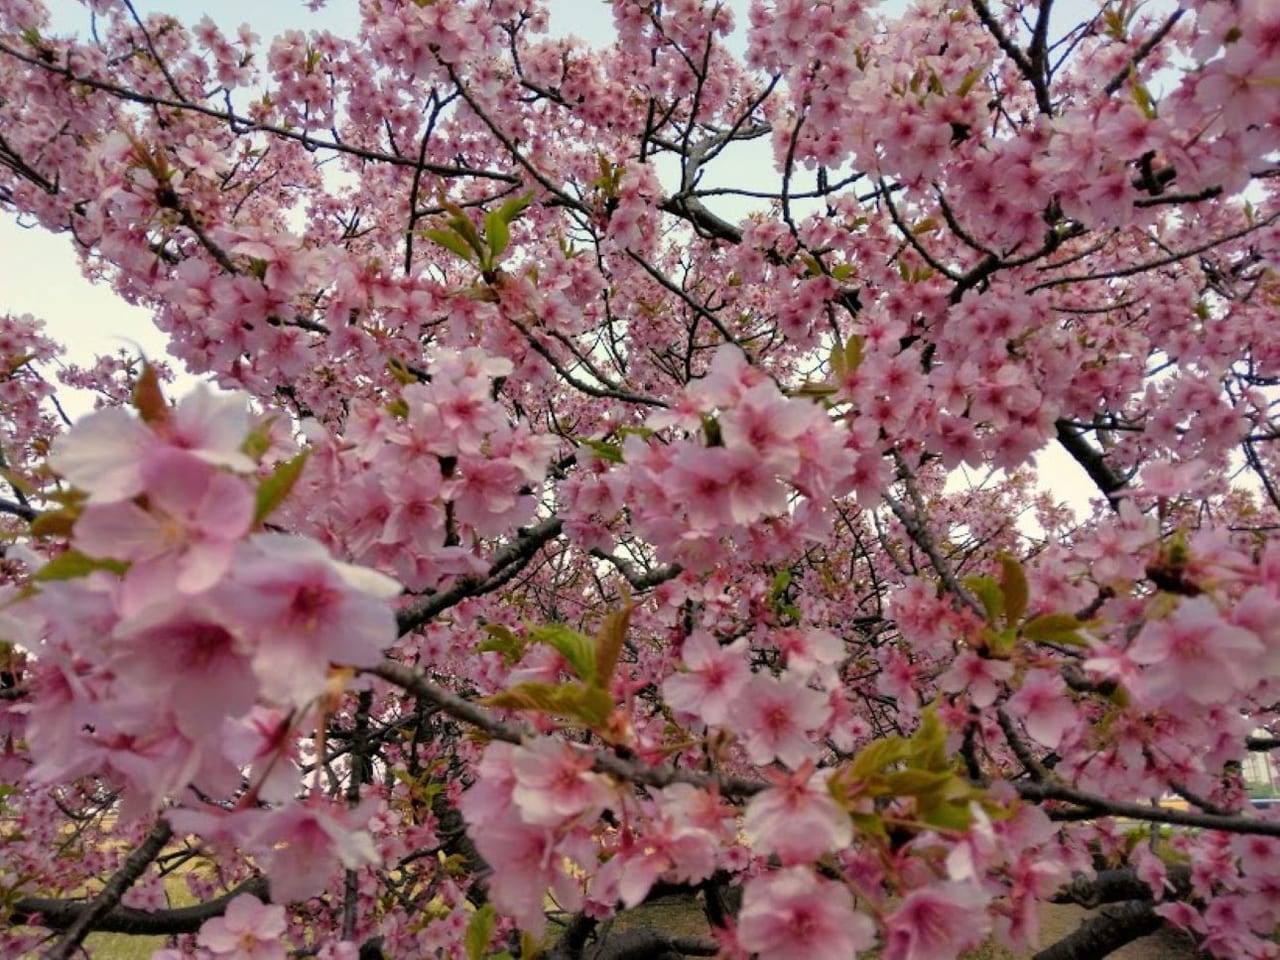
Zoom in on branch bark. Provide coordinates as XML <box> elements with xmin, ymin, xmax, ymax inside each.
<box><xmin>1031</xmin><ymin>900</ymin><xmax>1165</xmax><ymax>960</ymax></box>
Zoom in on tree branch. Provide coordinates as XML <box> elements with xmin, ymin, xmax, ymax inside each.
<box><xmin>1031</xmin><ymin>900</ymin><xmax>1164</xmax><ymax>960</ymax></box>
<box><xmin>41</xmin><ymin>818</ymin><xmax>173</xmax><ymax>958</ymax></box>
<box><xmin>395</xmin><ymin>517</ymin><xmax>565</xmax><ymax>634</ymax></box>
<box><xmin>1017</xmin><ymin>780</ymin><xmax>1280</xmax><ymax>836</ymax></box>
<box><xmin>13</xmin><ymin>876</ymin><xmax>269</xmax><ymax>937</ymax></box>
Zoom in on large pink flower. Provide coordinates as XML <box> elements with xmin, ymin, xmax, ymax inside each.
<box><xmin>511</xmin><ymin>737</ymin><xmax>615</xmax><ymax>827</ymax></box>
<box><xmin>197</xmin><ymin>894</ymin><xmax>288</xmax><ymax>960</ymax></box>
<box><xmin>49</xmin><ymin>384</ymin><xmax>256</xmax><ymax>504</ymax></box>
<box><xmin>217</xmin><ymin>534</ymin><xmax>400</xmax><ymax>706</ymax></box>
<box><xmin>111</xmin><ymin>599</ymin><xmax>258</xmax><ymax>739</ymax></box>
<box><xmin>250</xmin><ymin>800</ymin><xmax>380</xmax><ymax>903</ymax></box>
<box><xmin>743</xmin><ymin>766</ymin><xmax>852</xmax><ymax>865</ymax></box>
<box><xmin>48</xmin><ymin>406</ymin><xmax>153</xmax><ymax>503</ymax></box>
<box><xmin>731</xmin><ymin>672</ymin><xmax>831</xmax><ymax>767</ymax></box>
<box><xmin>883</xmin><ymin>881</ymin><xmax>991</xmax><ymax>960</ymax></box>
<box><xmin>1129</xmin><ymin>596</ymin><xmax>1264</xmax><ymax>708</ymax></box>
<box><xmin>661</xmin><ymin>630</ymin><xmax>751</xmax><ymax>727</ymax></box>
<box><xmin>75</xmin><ymin>448</ymin><xmax>254</xmax><ymax>612</ymax></box>
<box><xmin>737</xmin><ymin>867</ymin><xmax>875</xmax><ymax>960</ymax></box>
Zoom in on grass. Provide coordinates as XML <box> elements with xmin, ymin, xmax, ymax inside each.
<box><xmin>592</xmin><ymin>894</ymin><xmax>1199</xmax><ymax>960</ymax></box>
<box><xmin>17</xmin><ymin>872</ymin><xmax>198</xmax><ymax>960</ymax></box>
<box><xmin>30</xmin><ymin>886</ymin><xmax>1201</xmax><ymax>960</ymax></box>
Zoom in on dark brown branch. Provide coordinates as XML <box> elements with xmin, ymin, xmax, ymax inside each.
<box><xmin>395</xmin><ymin>516</ymin><xmax>565</xmax><ymax>635</ymax></box>
<box><xmin>589</xmin><ymin>550</ymin><xmax>682</xmax><ymax>590</ymax></box>
<box><xmin>41</xmin><ymin>818</ymin><xmax>173</xmax><ymax>959</ymax></box>
<box><xmin>1028</xmin><ymin>213</ymin><xmax>1280</xmax><ymax>291</ymax></box>
<box><xmin>1016</xmin><ymin>780</ymin><xmax>1280</xmax><ymax>836</ymax></box>
<box><xmin>13</xmin><ymin>876</ymin><xmax>269</xmax><ymax>937</ymax></box>
<box><xmin>0</xmin><ymin>40</ymin><xmax>515</xmax><ymax>181</ymax></box>
<box><xmin>1051</xmin><ymin>866</ymin><xmax>1190</xmax><ymax>908</ymax></box>
<box><xmin>1031</xmin><ymin>900</ymin><xmax>1164</xmax><ymax>960</ymax></box>
<box><xmin>365</xmin><ymin>660</ymin><xmax>765</xmax><ymax>798</ymax></box>
<box><xmin>1054</xmin><ymin>419</ymin><xmax>1126</xmax><ymax>510</ymax></box>
<box><xmin>0</xmin><ymin>497</ymin><xmax>37</xmax><ymax>521</ymax></box>
<box><xmin>971</xmin><ymin>0</ymin><xmax>1052</xmax><ymax>115</ymax></box>
<box><xmin>1102</xmin><ymin>9</ymin><xmax>1187</xmax><ymax>96</ymax></box>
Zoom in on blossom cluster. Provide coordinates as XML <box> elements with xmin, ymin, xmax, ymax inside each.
<box><xmin>12</xmin><ymin>381</ymin><xmax>391</xmax><ymax>903</ymax></box>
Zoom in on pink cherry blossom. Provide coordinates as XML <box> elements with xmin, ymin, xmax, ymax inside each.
<box><xmin>198</xmin><ymin>895</ymin><xmax>288</xmax><ymax>960</ymax></box>
<box><xmin>217</xmin><ymin>534</ymin><xmax>400</xmax><ymax>706</ymax></box>
<box><xmin>731</xmin><ymin>672</ymin><xmax>832</xmax><ymax>768</ymax></box>
<box><xmin>661</xmin><ymin>630</ymin><xmax>752</xmax><ymax>727</ymax></box>
<box><xmin>1129</xmin><ymin>596</ymin><xmax>1266</xmax><ymax>708</ymax></box>
<box><xmin>883</xmin><ymin>881</ymin><xmax>992</xmax><ymax>960</ymax></box>
<box><xmin>510</xmin><ymin>737</ymin><xmax>615</xmax><ymax>827</ymax></box>
<box><xmin>737</xmin><ymin>867</ymin><xmax>875</xmax><ymax>960</ymax></box>
<box><xmin>251</xmin><ymin>799</ymin><xmax>380</xmax><ymax>904</ymax></box>
<box><xmin>47</xmin><ymin>406</ymin><xmax>153</xmax><ymax>503</ymax></box>
<box><xmin>743</xmin><ymin>765</ymin><xmax>852</xmax><ymax>865</ymax></box>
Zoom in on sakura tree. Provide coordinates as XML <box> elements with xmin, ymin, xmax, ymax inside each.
<box><xmin>0</xmin><ymin>0</ymin><xmax>1278</xmax><ymax>958</ymax></box>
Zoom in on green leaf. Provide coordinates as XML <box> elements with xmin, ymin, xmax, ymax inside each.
<box><xmin>253</xmin><ymin>450</ymin><xmax>311</xmax><ymax>525</ymax></box>
<box><xmin>829</xmin><ymin>334</ymin><xmax>865</xmax><ymax>383</ymax></box>
<box><xmin>581</xmin><ymin>438</ymin><xmax>623</xmax><ymax>463</ymax></box>
<box><xmin>34</xmin><ymin>550</ymin><xmax>128</xmax><ymax>582</ymax></box>
<box><xmin>423</xmin><ymin>227</ymin><xmax>477</xmax><ymax>264</ymax></box>
<box><xmin>844</xmin><ymin>335</ymin><xmax>865</xmax><ymax>377</ymax></box>
<box><xmin>528</xmin><ymin>623</ymin><xmax>597</xmax><ymax>684</ymax></box>
<box><xmin>883</xmin><ymin>768</ymin><xmax>955</xmax><ymax>796</ymax></box>
<box><xmin>848</xmin><ymin>735</ymin><xmax>909</xmax><ymax>781</ymax></box>
<box><xmin>956</xmin><ymin>68</ymin><xmax>982</xmax><ymax>97</ymax></box>
<box><xmin>2</xmin><ymin>351</ymin><xmax>36</xmax><ymax>377</ymax></box>
<box><xmin>478</xmin><ymin>624</ymin><xmax>526</xmax><ymax>664</ymax></box>
<box><xmin>918</xmin><ymin>794</ymin><xmax>977</xmax><ymax>831</ymax></box>
<box><xmin>442</xmin><ymin>202</ymin><xmax>486</xmax><ymax>254</ymax></box>
<box><xmin>465</xmin><ymin>904</ymin><xmax>497</xmax><ymax>960</ymax></box>
<box><xmin>483</xmin><ymin>681</ymin><xmax>612</xmax><ymax>727</ymax></box>
<box><xmin>964</xmin><ymin>575</ymin><xmax>1004</xmax><ymax>625</ymax></box>
<box><xmin>828</xmin><ymin>340</ymin><xmax>847</xmax><ymax>381</ymax></box>
<box><xmin>1022</xmin><ymin>612</ymin><xmax>1085</xmax><ymax>644</ymax></box>
<box><xmin>997</xmin><ymin>553</ymin><xmax>1028</xmax><ymax>627</ymax></box>
<box><xmin>985</xmin><ymin>626</ymin><xmax>1018</xmax><ymax>659</ymax></box>
<box><xmin>496</xmin><ymin>191</ymin><xmax>534</xmax><ymax>225</ymax></box>
<box><xmin>849</xmin><ymin>811</ymin><xmax>888</xmax><ymax>841</ymax></box>
<box><xmin>576</xmin><ymin>683</ymin><xmax>614</xmax><ymax>726</ymax></box>
<box><xmin>769</xmin><ymin>569</ymin><xmax>792</xmax><ymax>603</ymax></box>
<box><xmin>387</xmin><ymin>358</ymin><xmax>418</xmax><ymax>385</ymax></box>
<box><xmin>240</xmin><ymin>422</ymin><xmax>274</xmax><ymax>462</ymax></box>
<box><xmin>1130</xmin><ymin>78</ymin><xmax>1157</xmax><ymax>120</ymax></box>
<box><xmin>483</xmin><ymin>209</ymin><xmax>511</xmax><ymax>262</ymax></box>
<box><xmin>906</xmin><ymin>706</ymin><xmax>949</xmax><ymax>772</ymax></box>
<box><xmin>594</xmin><ymin>597</ymin><xmax>631</xmax><ymax>687</ymax></box>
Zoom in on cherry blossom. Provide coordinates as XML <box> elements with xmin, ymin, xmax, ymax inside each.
<box><xmin>737</xmin><ymin>867</ymin><xmax>876</xmax><ymax>960</ymax></box>
<box><xmin>0</xmin><ymin>0</ymin><xmax>1278</xmax><ymax>957</ymax></box>
<box><xmin>197</xmin><ymin>895</ymin><xmax>288</xmax><ymax>960</ymax></box>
